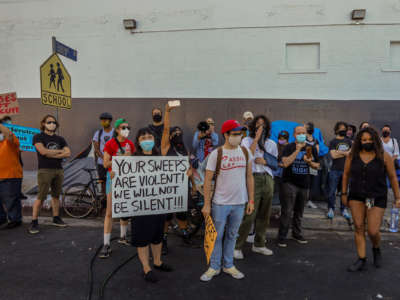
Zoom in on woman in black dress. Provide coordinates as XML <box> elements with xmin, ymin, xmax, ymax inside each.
<box><xmin>342</xmin><ymin>127</ymin><xmax>400</xmax><ymax>272</ymax></box>
<box><xmin>131</xmin><ymin>127</ymin><xmax>173</xmax><ymax>283</ymax></box>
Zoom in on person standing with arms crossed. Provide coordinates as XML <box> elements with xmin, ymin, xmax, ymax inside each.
<box><xmin>342</xmin><ymin>127</ymin><xmax>400</xmax><ymax>271</ymax></box>
<box><xmin>29</xmin><ymin>115</ymin><xmax>71</xmax><ymax>234</ymax></box>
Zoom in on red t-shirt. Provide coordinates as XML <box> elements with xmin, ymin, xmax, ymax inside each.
<box><xmin>103</xmin><ymin>138</ymin><xmax>135</xmax><ymax>172</ymax></box>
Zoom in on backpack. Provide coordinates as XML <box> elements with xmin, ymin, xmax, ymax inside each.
<box><xmin>94</xmin><ymin>129</ymin><xmax>103</xmax><ymax>162</ymax></box>
<box><xmin>211</xmin><ymin>146</ymin><xmax>250</xmax><ymax>200</ymax></box>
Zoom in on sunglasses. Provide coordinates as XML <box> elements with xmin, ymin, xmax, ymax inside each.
<box><xmin>46</xmin><ymin>121</ymin><xmax>57</xmax><ymax>125</ymax></box>
<box><xmin>231</xmin><ymin>132</ymin><xmax>243</xmax><ymax>136</ymax></box>
<box><xmin>207</xmin><ymin>122</ymin><xmax>215</xmax><ymax>126</ymax></box>
<box><xmin>120</xmin><ymin>126</ymin><xmax>131</xmax><ymax>130</ymax></box>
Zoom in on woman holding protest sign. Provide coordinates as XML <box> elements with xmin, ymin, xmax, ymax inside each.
<box><xmin>131</xmin><ymin>127</ymin><xmax>173</xmax><ymax>283</ymax></box>
<box><xmin>99</xmin><ymin>118</ymin><xmax>135</xmax><ymax>259</ymax></box>
<box><xmin>161</xmin><ymin>101</ymin><xmax>198</xmax><ymax>252</ymax></box>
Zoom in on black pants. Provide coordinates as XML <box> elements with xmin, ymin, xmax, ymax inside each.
<box><xmin>278</xmin><ymin>182</ymin><xmax>308</xmax><ymax>239</ymax></box>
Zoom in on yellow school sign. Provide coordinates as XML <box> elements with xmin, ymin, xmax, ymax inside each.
<box><xmin>40</xmin><ymin>53</ymin><xmax>71</xmax><ymax>109</ymax></box>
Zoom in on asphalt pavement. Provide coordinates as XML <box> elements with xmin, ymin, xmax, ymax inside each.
<box><xmin>1</xmin><ymin>222</ymin><xmax>400</xmax><ymax>300</ymax></box>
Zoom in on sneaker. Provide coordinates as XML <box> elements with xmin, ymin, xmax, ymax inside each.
<box><xmin>246</xmin><ymin>233</ymin><xmax>255</xmax><ymax>243</ymax></box>
<box><xmin>223</xmin><ymin>266</ymin><xmax>245</xmax><ymax>279</ymax></box>
<box><xmin>307</xmin><ymin>200</ymin><xmax>318</xmax><ymax>209</ymax></box>
<box><xmin>28</xmin><ymin>222</ymin><xmax>39</xmax><ymax>234</ymax></box>
<box><xmin>252</xmin><ymin>245</ymin><xmax>273</xmax><ymax>256</ymax></box>
<box><xmin>200</xmin><ymin>268</ymin><xmax>221</xmax><ymax>282</ymax></box>
<box><xmin>277</xmin><ymin>238</ymin><xmax>287</xmax><ymax>248</ymax></box>
<box><xmin>144</xmin><ymin>270</ymin><xmax>159</xmax><ymax>283</ymax></box>
<box><xmin>347</xmin><ymin>258</ymin><xmax>367</xmax><ymax>272</ymax></box>
<box><xmin>372</xmin><ymin>247</ymin><xmax>382</xmax><ymax>268</ymax></box>
<box><xmin>327</xmin><ymin>208</ymin><xmax>334</xmax><ymax>219</ymax></box>
<box><xmin>292</xmin><ymin>235</ymin><xmax>308</xmax><ymax>244</ymax></box>
<box><xmin>52</xmin><ymin>216</ymin><xmax>67</xmax><ymax>227</ymax></box>
<box><xmin>118</xmin><ymin>237</ymin><xmax>130</xmax><ymax>246</ymax></box>
<box><xmin>233</xmin><ymin>249</ymin><xmax>244</xmax><ymax>260</ymax></box>
<box><xmin>99</xmin><ymin>244</ymin><xmax>112</xmax><ymax>259</ymax></box>
<box><xmin>341</xmin><ymin>208</ymin><xmax>351</xmax><ymax>220</ymax></box>
<box><xmin>6</xmin><ymin>221</ymin><xmax>22</xmax><ymax>229</ymax></box>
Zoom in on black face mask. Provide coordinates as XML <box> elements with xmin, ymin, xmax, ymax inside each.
<box><xmin>361</xmin><ymin>142</ymin><xmax>375</xmax><ymax>152</ymax></box>
<box><xmin>153</xmin><ymin>114</ymin><xmax>162</xmax><ymax>123</ymax></box>
<box><xmin>382</xmin><ymin>131</ymin><xmax>390</xmax><ymax>138</ymax></box>
<box><xmin>171</xmin><ymin>134</ymin><xmax>183</xmax><ymax>146</ymax></box>
<box><xmin>338</xmin><ymin>130</ymin><xmax>347</xmax><ymax>137</ymax></box>
<box><xmin>307</xmin><ymin>128</ymin><xmax>314</xmax><ymax>135</ymax></box>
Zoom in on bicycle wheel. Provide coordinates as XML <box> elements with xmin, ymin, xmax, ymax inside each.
<box><xmin>62</xmin><ymin>183</ymin><xmax>95</xmax><ymax>218</ymax></box>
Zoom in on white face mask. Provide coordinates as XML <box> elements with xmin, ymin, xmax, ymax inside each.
<box><xmin>0</xmin><ymin>133</ymin><xmax>4</xmax><ymax>142</ymax></box>
<box><xmin>120</xmin><ymin>129</ymin><xmax>130</xmax><ymax>138</ymax></box>
<box><xmin>45</xmin><ymin>123</ymin><xmax>57</xmax><ymax>132</ymax></box>
<box><xmin>228</xmin><ymin>135</ymin><xmax>242</xmax><ymax>147</ymax></box>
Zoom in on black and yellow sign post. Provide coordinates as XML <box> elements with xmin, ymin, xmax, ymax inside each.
<box><xmin>40</xmin><ymin>37</ymin><xmax>76</xmax><ymax>127</ymax></box>
<box><xmin>40</xmin><ymin>53</ymin><xmax>71</xmax><ymax>109</ymax></box>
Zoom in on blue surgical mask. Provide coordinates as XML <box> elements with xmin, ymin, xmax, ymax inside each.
<box><xmin>296</xmin><ymin>134</ymin><xmax>306</xmax><ymax>143</ymax></box>
<box><xmin>140</xmin><ymin>140</ymin><xmax>155</xmax><ymax>152</ymax></box>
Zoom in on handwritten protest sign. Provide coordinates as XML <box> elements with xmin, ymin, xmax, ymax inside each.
<box><xmin>204</xmin><ymin>216</ymin><xmax>218</xmax><ymax>265</ymax></box>
<box><xmin>4</xmin><ymin>123</ymin><xmax>40</xmax><ymax>152</ymax></box>
<box><xmin>112</xmin><ymin>156</ymin><xmax>189</xmax><ymax>218</ymax></box>
<box><xmin>0</xmin><ymin>92</ymin><xmax>19</xmax><ymax>116</ymax></box>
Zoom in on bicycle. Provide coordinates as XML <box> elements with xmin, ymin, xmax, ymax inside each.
<box><xmin>62</xmin><ymin>168</ymin><xmax>106</xmax><ymax>218</ymax></box>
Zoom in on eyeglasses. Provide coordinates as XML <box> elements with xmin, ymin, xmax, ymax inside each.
<box><xmin>207</xmin><ymin>122</ymin><xmax>215</xmax><ymax>126</ymax></box>
<box><xmin>46</xmin><ymin>121</ymin><xmax>57</xmax><ymax>125</ymax></box>
<box><xmin>120</xmin><ymin>126</ymin><xmax>131</xmax><ymax>130</ymax></box>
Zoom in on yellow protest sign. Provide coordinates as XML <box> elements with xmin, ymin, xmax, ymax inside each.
<box><xmin>204</xmin><ymin>215</ymin><xmax>218</xmax><ymax>265</ymax></box>
<box><xmin>40</xmin><ymin>53</ymin><xmax>71</xmax><ymax>109</ymax></box>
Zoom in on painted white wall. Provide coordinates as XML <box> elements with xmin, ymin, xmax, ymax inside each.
<box><xmin>1</xmin><ymin>0</ymin><xmax>400</xmax><ymax>100</ymax></box>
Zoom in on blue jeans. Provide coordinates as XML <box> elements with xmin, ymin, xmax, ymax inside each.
<box><xmin>0</xmin><ymin>179</ymin><xmax>22</xmax><ymax>223</ymax></box>
<box><xmin>210</xmin><ymin>204</ymin><xmax>245</xmax><ymax>270</ymax></box>
<box><xmin>327</xmin><ymin>170</ymin><xmax>344</xmax><ymax>210</ymax></box>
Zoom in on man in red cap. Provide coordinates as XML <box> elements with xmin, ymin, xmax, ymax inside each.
<box><xmin>200</xmin><ymin>120</ymin><xmax>255</xmax><ymax>282</ymax></box>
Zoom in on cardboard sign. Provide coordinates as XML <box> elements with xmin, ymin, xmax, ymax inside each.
<box><xmin>3</xmin><ymin>123</ymin><xmax>41</xmax><ymax>152</ymax></box>
<box><xmin>204</xmin><ymin>216</ymin><xmax>218</xmax><ymax>265</ymax></box>
<box><xmin>111</xmin><ymin>156</ymin><xmax>189</xmax><ymax>218</ymax></box>
<box><xmin>0</xmin><ymin>92</ymin><xmax>19</xmax><ymax>116</ymax></box>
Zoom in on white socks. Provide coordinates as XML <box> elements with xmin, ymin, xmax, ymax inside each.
<box><xmin>104</xmin><ymin>233</ymin><xmax>111</xmax><ymax>246</ymax></box>
<box><xmin>120</xmin><ymin>224</ymin><xmax>128</xmax><ymax>238</ymax></box>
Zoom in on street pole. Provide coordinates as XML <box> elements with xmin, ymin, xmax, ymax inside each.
<box><xmin>52</xmin><ymin>36</ymin><xmax>60</xmax><ymax>134</ymax></box>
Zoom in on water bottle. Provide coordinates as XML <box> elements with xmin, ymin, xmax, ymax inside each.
<box><xmin>389</xmin><ymin>208</ymin><xmax>399</xmax><ymax>233</ymax></box>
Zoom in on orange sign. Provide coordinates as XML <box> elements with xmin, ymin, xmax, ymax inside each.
<box><xmin>204</xmin><ymin>215</ymin><xmax>218</xmax><ymax>265</ymax></box>
<box><xmin>0</xmin><ymin>92</ymin><xmax>19</xmax><ymax>116</ymax></box>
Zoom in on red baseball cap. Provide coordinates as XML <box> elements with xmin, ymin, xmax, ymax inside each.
<box><xmin>221</xmin><ymin>120</ymin><xmax>245</xmax><ymax>134</ymax></box>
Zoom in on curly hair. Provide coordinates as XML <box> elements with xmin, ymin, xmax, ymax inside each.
<box><xmin>351</xmin><ymin>127</ymin><xmax>384</xmax><ymax>161</ymax></box>
<box><xmin>334</xmin><ymin>121</ymin><xmax>348</xmax><ymax>134</ymax></box>
<box><xmin>249</xmin><ymin>115</ymin><xmax>271</xmax><ymax>139</ymax></box>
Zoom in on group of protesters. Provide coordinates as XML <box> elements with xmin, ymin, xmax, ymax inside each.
<box><xmin>1</xmin><ymin>103</ymin><xmax>400</xmax><ymax>283</ymax></box>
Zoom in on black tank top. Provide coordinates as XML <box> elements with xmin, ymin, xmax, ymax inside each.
<box><xmin>349</xmin><ymin>155</ymin><xmax>387</xmax><ymax>199</ymax></box>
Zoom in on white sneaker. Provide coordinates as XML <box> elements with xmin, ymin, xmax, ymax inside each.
<box><xmin>246</xmin><ymin>234</ymin><xmax>255</xmax><ymax>243</ymax></box>
<box><xmin>234</xmin><ymin>249</ymin><xmax>244</xmax><ymax>260</ymax></box>
<box><xmin>252</xmin><ymin>245</ymin><xmax>273</xmax><ymax>256</ymax></box>
<box><xmin>200</xmin><ymin>268</ymin><xmax>221</xmax><ymax>282</ymax></box>
<box><xmin>307</xmin><ymin>200</ymin><xmax>318</xmax><ymax>209</ymax></box>
<box><xmin>223</xmin><ymin>266</ymin><xmax>245</xmax><ymax>279</ymax></box>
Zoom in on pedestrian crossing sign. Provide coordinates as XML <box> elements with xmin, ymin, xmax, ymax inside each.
<box><xmin>40</xmin><ymin>53</ymin><xmax>71</xmax><ymax>109</ymax></box>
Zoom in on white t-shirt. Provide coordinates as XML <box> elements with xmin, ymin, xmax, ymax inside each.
<box><xmin>93</xmin><ymin>128</ymin><xmax>115</xmax><ymax>165</ymax></box>
<box><xmin>241</xmin><ymin>137</ymin><xmax>278</xmax><ymax>177</ymax></box>
<box><xmin>382</xmin><ymin>138</ymin><xmax>399</xmax><ymax>158</ymax></box>
<box><xmin>206</xmin><ymin>146</ymin><xmax>252</xmax><ymax>205</ymax></box>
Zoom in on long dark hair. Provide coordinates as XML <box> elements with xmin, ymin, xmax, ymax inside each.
<box><xmin>170</xmin><ymin>126</ymin><xmax>188</xmax><ymax>155</ymax></box>
<box><xmin>351</xmin><ymin>127</ymin><xmax>384</xmax><ymax>161</ymax></box>
<box><xmin>40</xmin><ymin>114</ymin><xmax>59</xmax><ymax>131</ymax></box>
<box><xmin>134</xmin><ymin>127</ymin><xmax>160</xmax><ymax>156</ymax></box>
<box><xmin>249</xmin><ymin>115</ymin><xmax>271</xmax><ymax>152</ymax></box>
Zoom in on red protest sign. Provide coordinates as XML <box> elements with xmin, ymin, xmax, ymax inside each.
<box><xmin>0</xmin><ymin>92</ymin><xmax>19</xmax><ymax>116</ymax></box>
